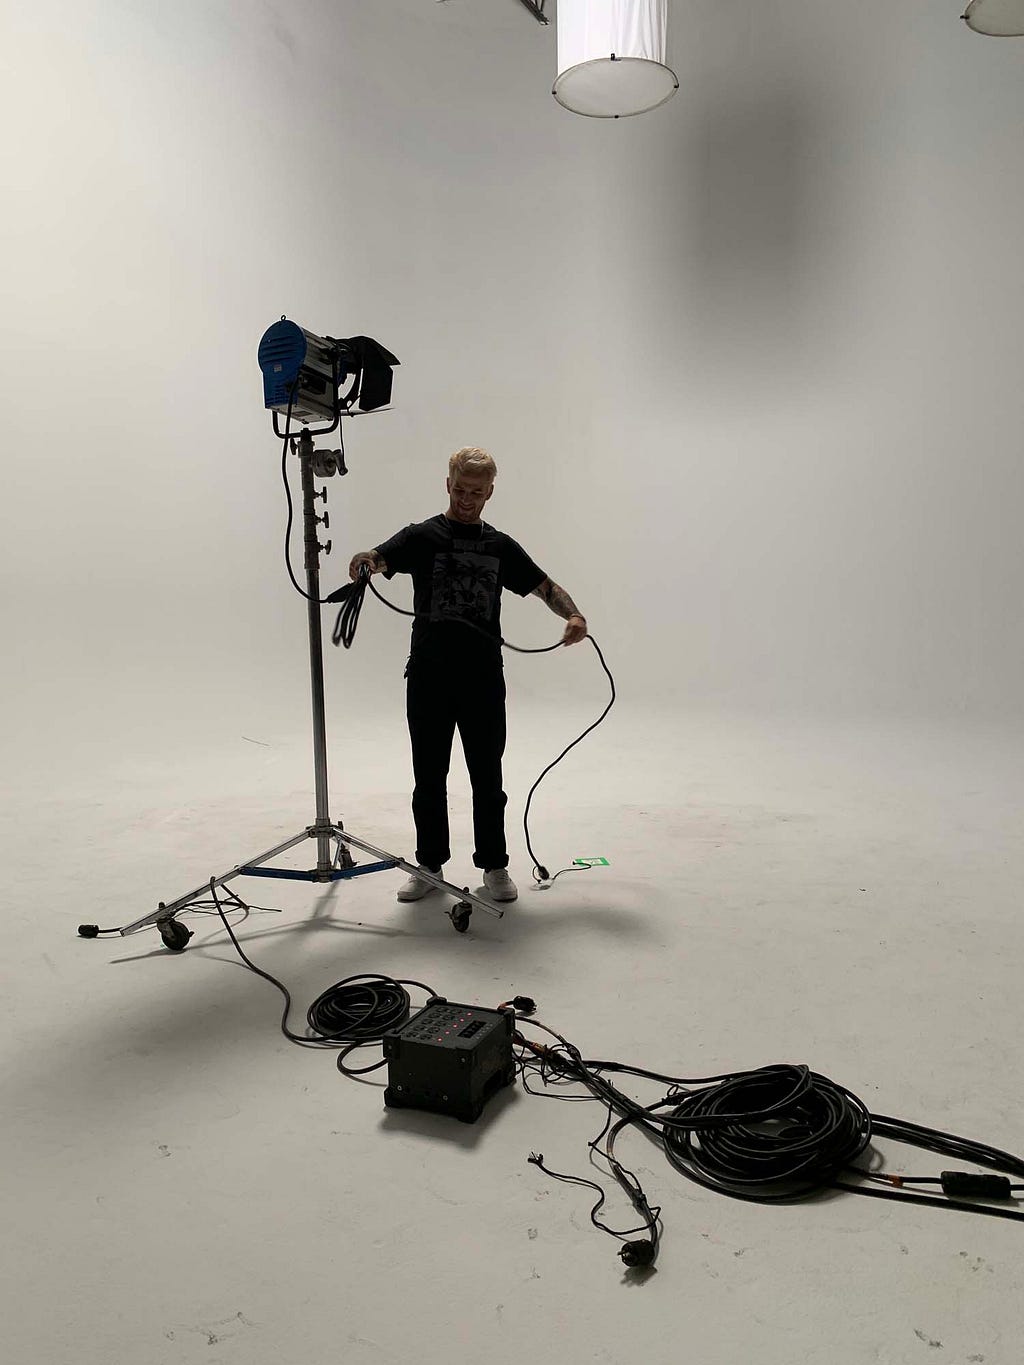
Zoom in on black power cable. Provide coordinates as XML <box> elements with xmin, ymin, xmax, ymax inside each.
<box><xmin>150</xmin><ymin>892</ymin><xmax>1024</xmax><ymax>1269</ymax></box>
<box><xmin>512</xmin><ymin>1015</ymin><xmax>1024</xmax><ymax>1248</ymax></box>
<box><xmin>206</xmin><ymin>881</ymin><xmax>438</xmax><ymax>1077</ymax></box>
<box><xmin>280</xmin><ymin>396</ymin><xmax>349</xmax><ymax>606</ymax></box>
<box><xmin>77</xmin><ymin>886</ymin><xmax>269</xmax><ymax>940</ymax></box>
<box><xmin>657</xmin><ymin>1066</ymin><xmax>872</xmax><ymax>1200</ymax></box>
<box><xmin>519</xmin><ymin>634</ymin><xmax>614</xmax><ymax>886</ymax></box>
<box><xmin>528</xmin><ymin>1147</ymin><xmax>661</xmax><ymax>1270</ymax></box>
<box><xmin>327</xmin><ymin>568</ymin><xmax>615</xmax><ymax>885</ymax></box>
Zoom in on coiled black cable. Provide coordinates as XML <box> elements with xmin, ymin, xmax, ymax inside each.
<box><xmin>514</xmin><ymin>1015</ymin><xmax>1024</xmax><ymax>1237</ymax></box>
<box><xmin>308</xmin><ymin>976</ymin><xmax>416</xmax><ymax>1076</ymax></box>
<box><xmin>659</xmin><ymin>1064</ymin><xmax>872</xmax><ymax>1200</ymax></box>
<box><xmin>329</xmin><ymin>565</ymin><xmax>370</xmax><ymax>647</ymax></box>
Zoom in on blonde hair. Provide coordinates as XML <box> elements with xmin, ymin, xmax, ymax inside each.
<box><xmin>449</xmin><ymin>446</ymin><xmax>497</xmax><ymax>482</ymax></box>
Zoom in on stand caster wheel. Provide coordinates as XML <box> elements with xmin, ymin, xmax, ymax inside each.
<box><xmin>448</xmin><ymin>902</ymin><xmax>472</xmax><ymax>934</ymax></box>
<box><xmin>159</xmin><ymin>920</ymin><xmax>192</xmax><ymax>952</ymax></box>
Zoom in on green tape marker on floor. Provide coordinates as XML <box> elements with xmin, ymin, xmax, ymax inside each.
<box><xmin>573</xmin><ymin>857</ymin><xmax>610</xmax><ymax>867</ymax></box>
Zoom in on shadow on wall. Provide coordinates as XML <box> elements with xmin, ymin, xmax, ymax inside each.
<box><xmin>685</xmin><ymin>86</ymin><xmax>819</xmax><ymax>383</ymax></box>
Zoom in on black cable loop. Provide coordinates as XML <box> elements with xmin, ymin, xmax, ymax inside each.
<box><xmin>204</xmin><ymin>880</ymin><xmax>437</xmax><ymax>1075</ymax></box>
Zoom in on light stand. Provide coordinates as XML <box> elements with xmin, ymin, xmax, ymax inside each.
<box><xmin>91</xmin><ymin>323</ymin><xmax>502</xmax><ymax>949</ymax></box>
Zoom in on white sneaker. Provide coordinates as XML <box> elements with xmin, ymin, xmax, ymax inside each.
<box><xmin>483</xmin><ymin>868</ymin><xmax>518</xmax><ymax>902</ymax></box>
<box><xmin>397</xmin><ymin>866</ymin><xmax>441</xmax><ymax>902</ymax></box>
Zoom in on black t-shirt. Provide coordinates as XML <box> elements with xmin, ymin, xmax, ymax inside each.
<box><xmin>374</xmin><ymin>514</ymin><xmax>546</xmax><ymax>662</ymax></box>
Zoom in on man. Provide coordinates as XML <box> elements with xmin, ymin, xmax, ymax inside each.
<box><xmin>349</xmin><ymin>446</ymin><xmax>587</xmax><ymax>904</ymax></box>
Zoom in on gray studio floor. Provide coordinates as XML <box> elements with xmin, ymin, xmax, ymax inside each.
<box><xmin>4</xmin><ymin>703</ymin><xmax>1023</xmax><ymax>1364</ymax></box>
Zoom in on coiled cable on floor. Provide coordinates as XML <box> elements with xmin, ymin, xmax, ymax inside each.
<box><xmin>514</xmin><ymin>1012</ymin><xmax>1024</xmax><ymax>1259</ymax></box>
<box><xmin>658</xmin><ymin>1064</ymin><xmax>872</xmax><ymax>1199</ymax></box>
<box><xmin>308</xmin><ymin>976</ymin><xmax>417</xmax><ymax>1076</ymax></box>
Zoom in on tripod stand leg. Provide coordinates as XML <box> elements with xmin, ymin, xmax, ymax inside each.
<box><xmin>117</xmin><ymin>830</ymin><xmax>316</xmax><ymax>936</ymax></box>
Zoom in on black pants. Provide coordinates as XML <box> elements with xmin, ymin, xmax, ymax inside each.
<box><xmin>405</xmin><ymin>653</ymin><xmax>509</xmax><ymax>872</ymax></box>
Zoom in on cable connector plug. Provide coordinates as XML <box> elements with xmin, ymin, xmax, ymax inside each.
<box><xmin>940</xmin><ymin>1171</ymin><xmax>1013</xmax><ymax>1200</ymax></box>
<box><xmin>77</xmin><ymin>924</ymin><xmax>100</xmax><ymax>938</ymax></box>
<box><xmin>619</xmin><ymin>1240</ymin><xmax>656</xmax><ymax>1268</ymax></box>
<box><xmin>511</xmin><ymin>996</ymin><xmax>536</xmax><ymax>1014</ymax></box>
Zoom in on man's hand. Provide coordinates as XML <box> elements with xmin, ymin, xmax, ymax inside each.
<box><xmin>349</xmin><ymin>550</ymin><xmax>385</xmax><ymax>581</ymax></box>
<box><xmin>562</xmin><ymin>614</ymin><xmax>588</xmax><ymax>646</ymax></box>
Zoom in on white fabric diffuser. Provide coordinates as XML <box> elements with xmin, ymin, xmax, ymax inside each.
<box><xmin>553</xmin><ymin>0</ymin><xmax>679</xmax><ymax>118</ymax></box>
<box><xmin>962</xmin><ymin>0</ymin><xmax>1024</xmax><ymax>35</ymax></box>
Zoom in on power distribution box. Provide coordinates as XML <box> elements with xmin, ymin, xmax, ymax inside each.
<box><xmin>382</xmin><ymin>998</ymin><xmax>516</xmax><ymax>1123</ymax></box>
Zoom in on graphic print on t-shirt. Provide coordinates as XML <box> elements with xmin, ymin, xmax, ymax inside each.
<box><xmin>430</xmin><ymin>549</ymin><xmax>500</xmax><ymax>625</ymax></box>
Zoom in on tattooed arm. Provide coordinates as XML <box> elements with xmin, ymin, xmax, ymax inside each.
<box><xmin>532</xmin><ymin>577</ymin><xmax>588</xmax><ymax>646</ymax></box>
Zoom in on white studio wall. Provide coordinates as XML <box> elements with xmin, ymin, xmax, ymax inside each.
<box><xmin>2</xmin><ymin>0</ymin><xmax>1024</xmax><ymax>796</ymax></box>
